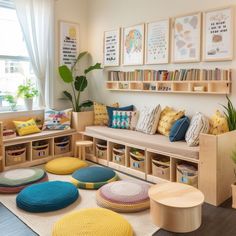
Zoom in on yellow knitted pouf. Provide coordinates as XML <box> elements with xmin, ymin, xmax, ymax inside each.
<box><xmin>52</xmin><ymin>208</ymin><xmax>133</xmax><ymax>236</ymax></box>
<box><xmin>45</xmin><ymin>157</ymin><xmax>87</xmax><ymax>175</ymax></box>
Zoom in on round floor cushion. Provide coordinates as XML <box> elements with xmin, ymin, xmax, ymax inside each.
<box><xmin>71</xmin><ymin>166</ymin><xmax>118</xmax><ymax>189</ymax></box>
<box><xmin>96</xmin><ymin>180</ymin><xmax>150</xmax><ymax>212</ymax></box>
<box><xmin>16</xmin><ymin>181</ymin><xmax>79</xmax><ymax>212</ymax></box>
<box><xmin>52</xmin><ymin>208</ymin><xmax>133</xmax><ymax>236</ymax></box>
<box><xmin>45</xmin><ymin>157</ymin><xmax>87</xmax><ymax>175</ymax></box>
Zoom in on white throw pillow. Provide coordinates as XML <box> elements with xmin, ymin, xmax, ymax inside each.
<box><xmin>185</xmin><ymin>112</ymin><xmax>209</xmax><ymax>146</ymax></box>
<box><xmin>136</xmin><ymin>105</ymin><xmax>161</xmax><ymax>134</ymax></box>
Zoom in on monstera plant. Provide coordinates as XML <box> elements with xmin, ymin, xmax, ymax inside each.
<box><xmin>58</xmin><ymin>51</ymin><xmax>102</xmax><ymax>112</ymax></box>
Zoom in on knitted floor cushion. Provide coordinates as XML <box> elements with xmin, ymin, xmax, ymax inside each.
<box><xmin>71</xmin><ymin>166</ymin><xmax>118</xmax><ymax>189</ymax></box>
<box><xmin>45</xmin><ymin>157</ymin><xmax>87</xmax><ymax>175</ymax></box>
<box><xmin>0</xmin><ymin>168</ymin><xmax>45</xmax><ymax>187</ymax></box>
<box><xmin>0</xmin><ymin>174</ymin><xmax>48</xmax><ymax>194</ymax></box>
<box><xmin>96</xmin><ymin>180</ymin><xmax>150</xmax><ymax>212</ymax></box>
<box><xmin>52</xmin><ymin>208</ymin><xmax>133</xmax><ymax>236</ymax></box>
<box><xmin>16</xmin><ymin>181</ymin><xmax>79</xmax><ymax>212</ymax></box>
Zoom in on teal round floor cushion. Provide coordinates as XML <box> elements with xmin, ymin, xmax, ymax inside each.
<box><xmin>71</xmin><ymin>166</ymin><xmax>118</xmax><ymax>189</ymax></box>
<box><xmin>16</xmin><ymin>181</ymin><xmax>79</xmax><ymax>212</ymax></box>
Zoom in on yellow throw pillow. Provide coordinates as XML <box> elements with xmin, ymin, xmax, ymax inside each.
<box><xmin>157</xmin><ymin>106</ymin><xmax>185</xmax><ymax>136</ymax></box>
<box><xmin>209</xmin><ymin>110</ymin><xmax>229</xmax><ymax>135</ymax></box>
<box><xmin>94</xmin><ymin>102</ymin><xmax>119</xmax><ymax>125</ymax></box>
<box><xmin>14</xmin><ymin>119</ymin><xmax>41</xmax><ymax>136</ymax></box>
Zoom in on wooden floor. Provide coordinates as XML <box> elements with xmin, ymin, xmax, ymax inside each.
<box><xmin>153</xmin><ymin>198</ymin><xmax>236</xmax><ymax>236</ymax></box>
<box><xmin>0</xmin><ymin>202</ymin><xmax>38</xmax><ymax>236</ymax></box>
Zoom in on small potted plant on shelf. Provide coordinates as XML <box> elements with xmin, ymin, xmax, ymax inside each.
<box><xmin>5</xmin><ymin>95</ymin><xmax>17</xmax><ymax>111</ymax></box>
<box><xmin>17</xmin><ymin>81</ymin><xmax>39</xmax><ymax>111</ymax></box>
<box><xmin>58</xmin><ymin>51</ymin><xmax>102</xmax><ymax>131</ymax></box>
<box><xmin>222</xmin><ymin>95</ymin><xmax>236</xmax><ymax>131</ymax></box>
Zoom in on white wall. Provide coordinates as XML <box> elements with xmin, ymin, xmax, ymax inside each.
<box><xmin>87</xmin><ymin>0</ymin><xmax>236</xmax><ymax>116</ymax></box>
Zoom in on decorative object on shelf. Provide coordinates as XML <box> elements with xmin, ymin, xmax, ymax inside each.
<box><xmin>123</xmin><ymin>23</ymin><xmax>145</xmax><ymax>65</ymax></box>
<box><xmin>209</xmin><ymin>110</ymin><xmax>229</xmax><ymax>135</ymax></box>
<box><xmin>58</xmin><ymin>51</ymin><xmax>102</xmax><ymax>131</ymax></box>
<box><xmin>17</xmin><ymin>81</ymin><xmax>39</xmax><ymax>111</ymax></box>
<box><xmin>203</xmin><ymin>7</ymin><xmax>234</xmax><ymax>61</ymax></box>
<box><xmin>172</xmin><ymin>12</ymin><xmax>201</xmax><ymax>63</ymax></box>
<box><xmin>145</xmin><ymin>19</ymin><xmax>169</xmax><ymax>64</ymax></box>
<box><xmin>103</xmin><ymin>29</ymin><xmax>120</xmax><ymax>67</ymax></box>
<box><xmin>5</xmin><ymin>95</ymin><xmax>17</xmax><ymax>111</ymax></box>
<box><xmin>59</xmin><ymin>21</ymin><xmax>79</xmax><ymax>67</ymax></box>
<box><xmin>231</xmin><ymin>147</ymin><xmax>236</xmax><ymax>208</ymax></box>
<box><xmin>221</xmin><ymin>95</ymin><xmax>236</xmax><ymax>131</ymax></box>
<box><xmin>13</xmin><ymin>119</ymin><xmax>41</xmax><ymax>136</ymax></box>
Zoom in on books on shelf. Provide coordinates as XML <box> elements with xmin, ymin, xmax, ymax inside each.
<box><xmin>108</xmin><ymin>68</ymin><xmax>231</xmax><ymax>82</ymax></box>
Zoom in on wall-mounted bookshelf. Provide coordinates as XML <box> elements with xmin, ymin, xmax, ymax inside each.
<box><xmin>106</xmin><ymin>69</ymin><xmax>232</xmax><ymax>95</ymax></box>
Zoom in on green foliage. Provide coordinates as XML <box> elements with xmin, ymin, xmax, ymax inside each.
<box><xmin>17</xmin><ymin>81</ymin><xmax>39</xmax><ymax>99</ymax></box>
<box><xmin>5</xmin><ymin>95</ymin><xmax>17</xmax><ymax>111</ymax></box>
<box><xmin>222</xmin><ymin>95</ymin><xmax>236</xmax><ymax>131</ymax></box>
<box><xmin>58</xmin><ymin>51</ymin><xmax>102</xmax><ymax>112</ymax></box>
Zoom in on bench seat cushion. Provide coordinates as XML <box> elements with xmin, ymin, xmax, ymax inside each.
<box><xmin>85</xmin><ymin>126</ymin><xmax>199</xmax><ymax>160</ymax></box>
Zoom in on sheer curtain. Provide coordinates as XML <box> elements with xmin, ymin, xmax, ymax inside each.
<box><xmin>13</xmin><ymin>0</ymin><xmax>54</xmax><ymax>107</ymax></box>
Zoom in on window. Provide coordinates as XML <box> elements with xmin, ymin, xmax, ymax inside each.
<box><xmin>0</xmin><ymin>2</ymin><xmax>37</xmax><ymax>111</ymax></box>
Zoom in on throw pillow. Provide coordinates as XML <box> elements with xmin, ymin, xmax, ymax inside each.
<box><xmin>43</xmin><ymin>109</ymin><xmax>71</xmax><ymax>130</ymax></box>
<box><xmin>94</xmin><ymin>102</ymin><xmax>119</xmax><ymax>126</ymax></box>
<box><xmin>130</xmin><ymin>111</ymin><xmax>139</xmax><ymax>131</ymax></box>
<box><xmin>209</xmin><ymin>110</ymin><xmax>229</xmax><ymax>135</ymax></box>
<box><xmin>169</xmin><ymin>116</ymin><xmax>190</xmax><ymax>142</ymax></box>
<box><xmin>112</xmin><ymin>111</ymin><xmax>133</xmax><ymax>129</ymax></box>
<box><xmin>185</xmin><ymin>112</ymin><xmax>209</xmax><ymax>146</ymax></box>
<box><xmin>14</xmin><ymin>119</ymin><xmax>41</xmax><ymax>136</ymax></box>
<box><xmin>136</xmin><ymin>105</ymin><xmax>161</xmax><ymax>135</ymax></box>
<box><xmin>107</xmin><ymin>105</ymin><xmax>134</xmax><ymax>127</ymax></box>
<box><xmin>157</xmin><ymin>107</ymin><xmax>185</xmax><ymax>136</ymax></box>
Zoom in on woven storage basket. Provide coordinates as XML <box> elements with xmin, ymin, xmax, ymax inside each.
<box><xmin>54</xmin><ymin>139</ymin><xmax>70</xmax><ymax>155</ymax></box>
<box><xmin>6</xmin><ymin>147</ymin><xmax>26</xmax><ymax>166</ymax></box>
<box><xmin>96</xmin><ymin>143</ymin><xmax>107</xmax><ymax>160</ymax></box>
<box><xmin>113</xmin><ymin>147</ymin><xmax>125</xmax><ymax>165</ymax></box>
<box><xmin>32</xmin><ymin>143</ymin><xmax>49</xmax><ymax>160</ymax></box>
<box><xmin>177</xmin><ymin>164</ymin><xmax>198</xmax><ymax>188</ymax></box>
<box><xmin>129</xmin><ymin>152</ymin><xmax>145</xmax><ymax>172</ymax></box>
<box><xmin>152</xmin><ymin>159</ymin><xmax>170</xmax><ymax>180</ymax></box>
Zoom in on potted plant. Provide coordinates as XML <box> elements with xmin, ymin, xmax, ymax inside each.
<box><xmin>222</xmin><ymin>95</ymin><xmax>236</xmax><ymax>131</ymax></box>
<box><xmin>58</xmin><ymin>51</ymin><xmax>102</xmax><ymax>131</ymax></box>
<box><xmin>5</xmin><ymin>95</ymin><xmax>17</xmax><ymax>111</ymax></box>
<box><xmin>17</xmin><ymin>81</ymin><xmax>39</xmax><ymax>111</ymax></box>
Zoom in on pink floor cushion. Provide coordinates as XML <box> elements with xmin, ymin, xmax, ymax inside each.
<box><xmin>96</xmin><ymin>180</ymin><xmax>150</xmax><ymax>212</ymax></box>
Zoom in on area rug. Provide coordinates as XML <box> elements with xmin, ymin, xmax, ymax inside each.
<box><xmin>0</xmin><ymin>164</ymin><xmax>159</xmax><ymax>236</ymax></box>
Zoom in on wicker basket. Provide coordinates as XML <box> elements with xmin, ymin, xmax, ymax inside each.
<box><xmin>32</xmin><ymin>143</ymin><xmax>49</xmax><ymax>160</ymax></box>
<box><xmin>129</xmin><ymin>152</ymin><xmax>145</xmax><ymax>172</ymax></box>
<box><xmin>113</xmin><ymin>147</ymin><xmax>125</xmax><ymax>165</ymax></box>
<box><xmin>54</xmin><ymin>139</ymin><xmax>70</xmax><ymax>155</ymax></box>
<box><xmin>96</xmin><ymin>143</ymin><xmax>107</xmax><ymax>160</ymax></box>
<box><xmin>152</xmin><ymin>159</ymin><xmax>170</xmax><ymax>180</ymax></box>
<box><xmin>177</xmin><ymin>164</ymin><xmax>198</xmax><ymax>188</ymax></box>
<box><xmin>5</xmin><ymin>146</ymin><xmax>26</xmax><ymax>166</ymax></box>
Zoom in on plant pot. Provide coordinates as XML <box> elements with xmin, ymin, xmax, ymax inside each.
<box><xmin>71</xmin><ymin>111</ymin><xmax>94</xmax><ymax>131</ymax></box>
<box><xmin>232</xmin><ymin>184</ymin><xmax>236</xmax><ymax>208</ymax></box>
<box><xmin>24</xmin><ymin>98</ymin><xmax>33</xmax><ymax>111</ymax></box>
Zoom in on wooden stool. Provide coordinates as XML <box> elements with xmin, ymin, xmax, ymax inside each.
<box><xmin>148</xmin><ymin>182</ymin><xmax>204</xmax><ymax>233</ymax></box>
<box><xmin>75</xmin><ymin>141</ymin><xmax>93</xmax><ymax>160</ymax></box>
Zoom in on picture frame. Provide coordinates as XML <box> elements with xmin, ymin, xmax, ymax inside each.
<box><xmin>203</xmin><ymin>6</ymin><xmax>234</xmax><ymax>61</ymax></box>
<box><xmin>103</xmin><ymin>29</ymin><xmax>120</xmax><ymax>67</ymax></box>
<box><xmin>122</xmin><ymin>23</ymin><xmax>145</xmax><ymax>66</ymax></box>
<box><xmin>172</xmin><ymin>12</ymin><xmax>201</xmax><ymax>63</ymax></box>
<box><xmin>145</xmin><ymin>19</ymin><xmax>170</xmax><ymax>64</ymax></box>
<box><xmin>59</xmin><ymin>20</ymin><xmax>79</xmax><ymax>67</ymax></box>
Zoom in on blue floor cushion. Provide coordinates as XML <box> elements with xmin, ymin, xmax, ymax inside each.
<box><xmin>71</xmin><ymin>166</ymin><xmax>118</xmax><ymax>189</ymax></box>
<box><xmin>16</xmin><ymin>181</ymin><xmax>79</xmax><ymax>213</ymax></box>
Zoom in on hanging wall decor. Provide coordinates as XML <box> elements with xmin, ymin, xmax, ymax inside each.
<box><xmin>123</xmin><ymin>23</ymin><xmax>145</xmax><ymax>65</ymax></box>
<box><xmin>203</xmin><ymin>7</ymin><xmax>234</xmax><ymax>61</ymax></box>
<box><xmin>172</xmin><ymin>13</ymin><xmax>201</xmax><ymax>63</ymax></box>
<box><xmin>145</xmin><ymin>19</ymin><xmax>170</xmax><ymax>64</ymax></box>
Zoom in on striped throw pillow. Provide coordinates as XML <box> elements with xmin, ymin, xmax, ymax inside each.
<box><xmin>185</xmin><ymin>112</ymin><xmax>209</xmax><ymax>146</ymax></box>
<box><xmin>136</xmin><ymin>105</ymin><xmax>161</xmax><ymax>134</ymax></box>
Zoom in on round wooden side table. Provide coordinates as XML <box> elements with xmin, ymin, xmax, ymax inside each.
<box><xmin>75</xmin><ymin>140</ymin><xmax>93</xmax><ymax>160</ymax></box>
<box><xmin>148</xmin><ymin>182</ymin><xmax>204</xmax><ymax>233</ymax></box>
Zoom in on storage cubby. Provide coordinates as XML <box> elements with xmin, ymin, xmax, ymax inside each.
<box><xmin>32</xmin><ymin>139</ymin><xmax>51</xmax><ymax>160</ymax></box>
<box><xmin>96</xmin><ymin>141</ymin><xmax>107</xmax><ymax>160</ymax></box>
<box><xmin>130</xmin><ymin>82</ymin><xmax>143</xmax><ymax>90</ymax></box>
<box><xmin>152</xmin><ymin>155</ymin><xmax>170</xmax><ymax>180</ymax></box>
<box><xmin>128</xmin><ymin>147</ymin><xmax>145</xmax><ymax>172</ymax></box>
<box><xmin>112</xmin><ymin>144</ymin><xmax>125</xmax><ymax>166</ymax></box>
<box><xmin>54</xmin><ymin>136</ymin><xmax>70</xmax><ymax>155</ymax></box>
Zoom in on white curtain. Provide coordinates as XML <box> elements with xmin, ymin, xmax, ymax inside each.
<box><xmin>13</xmin><ymin>0</ymin><xmax>54</xmax><ymax>107</ymax></box>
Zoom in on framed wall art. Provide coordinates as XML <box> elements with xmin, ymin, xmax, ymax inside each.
<box><xmin>145</xmin><ymin>19</ymin><xmax>170</xmax><ymax>64</ymax></box>
<box><xmin>203</xmin><ymin>7</ymin><xmax>234</xmax><ymax>61</ymax></box>
<box><xmin>103</xmin><ymin>29</ymin><xmax>120</xmax><ymax>67</ymax></box>
<box><xmin>59</xmin><ymin>21</ymin><xmax>79</xmax><ymax>67</ymax></box>
<box><xmin>172</xmin><ymin>12</ymin><xmax>201</xmax><ymax>63</ymax></box>
<box><xmin>123</xmin><ymin>23</ymin><xmax>145</xmax><ymax>65</ymax></box>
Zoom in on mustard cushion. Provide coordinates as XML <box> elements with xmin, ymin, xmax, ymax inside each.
<box><xmin>52</xmin><ymin>208</ymin><xmax>133</xmax><ymax>236</ymax></box>
<box><xmin>157</xmin><ymin>107</ymin><xmax>185</xmax><ymax>136</ymax></box>
<box><xmin>94</xmin><ymin>102</ymin><xmax>119</xmax><ymax>126</ymax></box>
<box><xmin>45</xmin><ymin>157</ymin><xmax>87</xmax><ymax>175</ymax></box>
<box><xmin>209</xmin><ymin>110</ymin><xmax>229</xmax><ymax>135</ymax></box>
<box><xmin>13</xmin><ymin>119</ymin><xmax>41</xmax><ymax>136</ymax></box>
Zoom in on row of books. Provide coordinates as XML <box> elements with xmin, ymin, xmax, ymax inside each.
<box><xmin>108</xmin><ymin>69</ymin><xmax>231</xmax><ymax>82</ymax></box>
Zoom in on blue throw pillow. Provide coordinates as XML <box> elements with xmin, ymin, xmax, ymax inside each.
<box><xmin>107</xmin><ymin>105</ymin><xmax>134</xmax><ymax>127</ymax></box>
<box><xmin>169</xmin><ymin>116</ymin><xmax>190</xmax><ymax>142</ymax></box>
